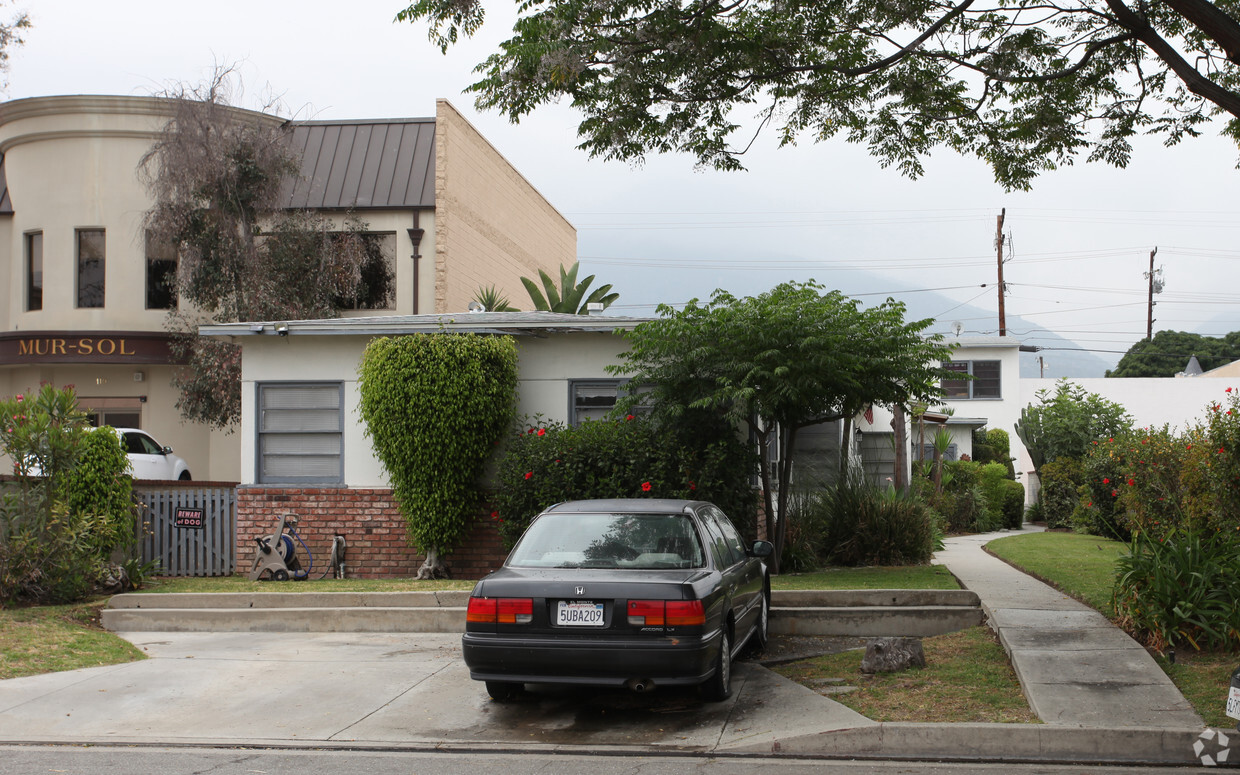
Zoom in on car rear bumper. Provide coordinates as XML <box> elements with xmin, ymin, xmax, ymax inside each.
<box><xmin>462</xmin><ymin>629</ymin><xmax>722</xmax><ymax>687</ymax></box>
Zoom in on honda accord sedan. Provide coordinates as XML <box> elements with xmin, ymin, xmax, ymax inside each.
<box><xmin>462</xmin><ymin>499</ymin><xmax>773</xmax><ymax>702</ymax></box>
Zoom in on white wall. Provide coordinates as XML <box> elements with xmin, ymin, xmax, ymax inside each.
<box><xmin>236</xmin><ymin>329</ymin><xmax>632</xmax><ymax>487</ymax></box>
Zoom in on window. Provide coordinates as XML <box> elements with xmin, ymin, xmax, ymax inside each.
<box><xmin>257</xmin><ymin>383</ymin><xmax>344</xmax><ymax>483</ymax></box>
<box><xmin>25</xmin><ymin>231</ymin><xmax>42</xmax><ymax>311</ymax></box>
<box><xmin>941</xmin><ymin>360</ymin><xmax>1001</xmax><ymax>399</ymax></box>
<box><xmin>569</xmin><ymin>379</ymin><xmax>649</xmax><ymax>425</ymax></box>
<box><xmin>334</xmin><ymin>232</ymin><xmax>396</xmax><ymax>310</ymax></box>
<box><xmin>81</xmin><ymin>397</ymin><xmax>143</xmax><ymax>429</ymax></box>
<box><xmin>145</xmin><ymin>231</ymin><xmax>178</xmax><ymax>310</ymax></box>
<box><xmin>76</xmin><ymin>228</ymin><xmax>105</xmax><ymax>308</ymax></box>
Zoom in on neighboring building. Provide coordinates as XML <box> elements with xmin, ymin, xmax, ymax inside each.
<box><xmin>0</xmin><ymin>95</ymin><xmax>574</xmax><ymax>481</ymax></box>
<box><xmin>856</xmin><ymin>336</ymin><xmax>1028</xmax><ymax>488</ymax></box>
<box><xmin>200</xmin><ymin>311</ymin><xmax>649</xmax><ymax>578</ymax></box>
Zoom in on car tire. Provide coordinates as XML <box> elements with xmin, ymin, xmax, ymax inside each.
<box><xmin>701</xmin><ymin>630</ymin><xmax>732</xmax><ymax>702</ymax></box>
<box><xmin>746</xmin><ymin>589</ymin><xmax>770</xmax><ymax>655</ymax></box>
<box><xmin>178</xmin><ymin>471</ymin><xmax>192</xmax><ymax>481</ymax></box>
<box><xmin>485</xmin><ymin>681</ymin><xmax>522</xmax><ymax>702</ymax></box>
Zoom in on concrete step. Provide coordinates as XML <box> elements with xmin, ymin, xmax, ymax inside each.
<box><xmin>103</xmin><ymin>588</ymin><xmax>982</xmax><ymax>635</ymax></box>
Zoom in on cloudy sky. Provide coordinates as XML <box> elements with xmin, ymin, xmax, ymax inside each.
<box><xmin>7</xmin><ymin>0</ymin><xmax>1240</xmax><ymax>374</ymax></box>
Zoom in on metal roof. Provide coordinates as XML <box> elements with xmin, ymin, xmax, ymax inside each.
<box><xmin>282</xmin><ymin>118</ymin><xmax>436</xmax><ymax>211</ymax></box>
<box><xmin>199</xmin><ymin>311</ymin><xmax>653</xmax><ymax>339</ymax></box>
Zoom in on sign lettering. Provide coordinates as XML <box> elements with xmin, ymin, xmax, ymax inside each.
<box><xmin>174</xmin><ymin>508</ymin><xmax>205</xmax><ymax>530</ymax></box>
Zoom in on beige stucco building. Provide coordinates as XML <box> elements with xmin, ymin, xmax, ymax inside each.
<box><xmin>0</xmin><ymin>95</ymin><xmax>575</xmax><ymax>480</ymax></box>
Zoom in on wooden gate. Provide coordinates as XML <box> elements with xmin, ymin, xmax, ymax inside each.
<box><xmin>134</xmin><ymin>483</ymin><xmax>237</xmax><ymax>576</ymax></box>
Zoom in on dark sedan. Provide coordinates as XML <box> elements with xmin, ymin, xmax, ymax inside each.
<box><xmin>462</xmin><ymin>499</ymin><xmax>773</xmax><ymax>702</ymax></box>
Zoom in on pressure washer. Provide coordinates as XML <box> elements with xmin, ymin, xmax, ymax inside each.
<box><xmin>248</xmin><ymin>513</ymin><xmax>347</xmax><ymax>581</ymax></box>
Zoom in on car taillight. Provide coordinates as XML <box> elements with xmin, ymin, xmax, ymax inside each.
<box><xmin>627</xmin><ymin>599</ymin><xmax>704</xmax><ymax>627</ymax></box>
<box><xmin>467</xmin><ymin>597</ymin><xmax>533</xmax><ymax>624</ymax></box>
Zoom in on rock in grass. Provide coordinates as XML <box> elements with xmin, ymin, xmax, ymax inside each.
<box><xmin>860</xmin><ymin>637</ymin><xmax>926</xmax><ymax>674</ymax></box>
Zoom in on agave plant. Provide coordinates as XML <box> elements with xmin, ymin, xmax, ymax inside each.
<box><xmin>521</xmin><ymin>262</ymin><xmax>619</xmax><ymax>315</ymax></box>
<box><xmin>472</xmin><ymin>285</ymin><xmax>518</xmax><ymax>312</ymax></box>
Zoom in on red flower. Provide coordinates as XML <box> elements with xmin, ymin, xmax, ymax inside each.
<box><xmin>1127</xmin><ymin>478</ymin><xmax>1135</xmax><ymax>486</ymax></box>
<box><xmin>1102</xmin><ymin>478</ymin><xmax>1110</xmax><ymax>484</ymax></box>
<box><xmin>688</xmin><ymin>481</ymin><xmax>696</xmax><ymax>490</ymax></box>
<box><xmin>1227</xmin><ymin>387</ymin><xmax>1233</xmax><ymax>393</ymax></box>
<box><xmin>641</xmin><ymin>481</ymin><xmax>652</xmax><ymax>492</ymax></box>
<box><xmin>1108</xmin><ymin>437</ymin><xmax>1114</xmax><ymax>442</ymax></box>
<box><xmin>1142</xmin><ymin>439</ymin><xmax>1148</xmax><ymax>445</ymax></box>
<box><xmin>491</xmin><ymin>511</ymin><xmax>499</xmax><ymax>519</ymax></box>
<box><xmin>524</xmin><ymin>471</ymin><xmax>533</xmax><ymax>480</ymax></box>
<box><xmin>527</xmin><ymin>428</ymin><xmax>535</xmax><ymax>434</ymax></box>
<box><xmin>1111</xmin><ymin>490</ymin><xmax>1119</xmax><ymax>497</ymax></box>
<box><xmin>1220</xmin><ymin>448</ymin><xmax>1227</xmax><ymax>455</ymax></box>
<box><xmin>1187</xmin><ymin>444</ymin><xmax>1193</xmax><ymax>450</ymax></box>
<box><xmin>1087</xmin><ymin>502</ymin><xmax>1093</xmax><ymax>507</ymax></box>
<box><xmin>625</xmin><ymin>414</ymin><xmax>634</xmax><ymax>421</ymax></box>
<box><xmin>537</xmin><ymin>428</ymin><xmax>546</xmax><ymax>436</ymax></box>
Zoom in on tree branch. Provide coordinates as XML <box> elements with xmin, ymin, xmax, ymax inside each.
<box><xmin>1161</xmin><ymin>0</ymin><xmax>1240</xmax><ymax>65</ymax></box>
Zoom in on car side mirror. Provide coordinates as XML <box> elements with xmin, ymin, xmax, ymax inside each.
<box><xmin>162</xmin><ymin>446</ymin><xmax>174</xmax><ymax>455</ymax></box>
<box><xmin>750</xmin><ymin>540</ymin><xmax>774</xmax><ymax>558</ymax></box>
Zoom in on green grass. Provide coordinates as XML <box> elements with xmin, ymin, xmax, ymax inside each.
<box><xmin>1154</xmin><ymin>650</ymin><xmax>1238</xmax><ymax>728</ymax></box>
<box><xmin>772</xmin><ymin>626</ymin><xmax>1038</xmax><ymax>723</ymax></box>
<box><xmin>0</xmin><ymin>599</ymin><xmax>146</xmax><ymax>680</ymax></box>
<box><xmin>772</xmin><ymin>564</ymin><xmax>960</xmax><ymax>590</ymax></box>
<box><xmin>986</xmin><ymin>532</ymin><xmax>1125</xmax><ymax>614</ymax></box>
<box><xmin>133</xmin><ymin>575</ymin><xmax>478</xmax><ymax>593</ymax></box>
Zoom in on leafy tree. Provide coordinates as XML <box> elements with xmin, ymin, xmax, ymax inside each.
<box><xmin>1108</xmin><ymin>330</ymin><xmax>1240</xmax><ymax>377</ymax></box>
<box><xmin>609</xmin><ymin>280</ymin><xmax>953</xmax><ymax>573</ymax></box>
<box><xmin>0</xmin><ymin>1</ymin><xmax>28</xmax><ymax>86</ymax></box>
<box><xmin>1014</xmin><ymin>379</ymin><xmax>1134</xmax><ymax>470</ymax></box>
<box><xmin>141</xmin><ymin>69</ymin><xmax>392</xmax><ymax>430</ymax></box>
<box><xmin>357</xmin><ymin>333</ymin><xmax>519</xmax><ymax>578</ymax></box>
<box><xmin>399</xmin><ymin>0</ymin><xmax>1240</xmax><ymax>191</ymax></box>
<box><xmin>521</xmin><ymin>261</ymin><xmax>619</xmax><ymax>314</ymax></box>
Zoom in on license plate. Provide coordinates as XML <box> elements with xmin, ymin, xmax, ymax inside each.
<box><xmin>1227</xmin><ymin>686</ymin><xmax>1240</xmax><ymax>721</ymax></box>
<box><xmin>557</xmin><ymin>600</ymin><xmax>604</xmax><ymax>626</ymax></box>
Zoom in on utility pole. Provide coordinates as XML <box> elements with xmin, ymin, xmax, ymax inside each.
<box><xmin>1146</xmin><ymin>246</ymin><xmax>1159</xmax><ymax>341</ymax></box>
<box><xmin>996</xmin><ymin>209</ymin><xmax>1006</xmax><ymax>336</ymax></box>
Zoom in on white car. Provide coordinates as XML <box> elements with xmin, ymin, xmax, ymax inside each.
<box><xmin>113</xmin><ymin>428</ymin><xmax>192</xmax><ymax>481</ymax></box>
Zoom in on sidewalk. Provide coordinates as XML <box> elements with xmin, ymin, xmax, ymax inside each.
<box><xmin>934</xmin><ymin>526</ymin><xmax>1202</xmax><ymax>729</ymax></box>
<box><xmin>0</xmin><ymin>527</ymin><xmax>1222</xmax><ymax>765</ymax></box>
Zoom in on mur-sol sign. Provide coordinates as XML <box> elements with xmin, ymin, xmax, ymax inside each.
<box><xmin>0</xmin><ymin>332</ymin><xmax>183</xmax><ymax>365</ymax></box>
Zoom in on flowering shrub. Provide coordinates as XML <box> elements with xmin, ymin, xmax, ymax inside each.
<box><xmin>492</xmin><ymin>410</ymin><xmax>756</xmax><ymax>547</ymax></box>
<box><xmin>1072</xmin><ymin>389</ymin><xmax>1240</xmax><ymax>540</ymax></box>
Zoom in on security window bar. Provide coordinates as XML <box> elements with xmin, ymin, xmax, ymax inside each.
<box><xmin>25</xmin><ymin>231</ymin><xmax>42</xmax><ymax>311</ymax></box>
<box><xmin>76</xmin><ymin>228</ymin><xmax>106</xmax><ymax>308</ymax></box>
<box><xmin>941</xmin><ymin>360</ymin><xmax>1001</xmax><ymax>399</ymax></box>
<box><xmin>257</xmin><ymin>383</ymin><xmax>344</xmax><ymax>484</ymax></box>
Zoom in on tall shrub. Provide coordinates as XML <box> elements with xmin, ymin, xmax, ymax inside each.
<box><xmin>0</xmin><ymin>385</ymin><xmax>124</xmax><ymax>603</ymax></box>
<box><xmin>357</xmin><ymin>334</ymin><xmax>519</xmax><ymax>578</ymax></box>
<box><xmin>64</xmin><ymin>426</ymin><xmax>136</xmax><ymax>558</ymax></box>
<box><xmin>492</xmin><ymin>411</ymin><xmax>757</xmax><ymax>547</ymax></box>
<box><xmin>1038</xmin><ymin>457</ymin><xmax>1083</xmax><ymax>529</ymax></box>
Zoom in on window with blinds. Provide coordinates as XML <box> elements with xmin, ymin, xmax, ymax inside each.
<box><xmin>940</xmin><ymin>360</ymin><xmax>1002</xmax><ymax>399</ymax></box>
<box><xmin>257</xmin><ymin>383</ymin><xmax>344</xmax><ymax>483</ymax></box>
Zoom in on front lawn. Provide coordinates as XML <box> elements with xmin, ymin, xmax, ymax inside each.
<box><xmin>0</xmin><ymin>599</ymin><xmax>145</xmax><ymax>679</ymax></box>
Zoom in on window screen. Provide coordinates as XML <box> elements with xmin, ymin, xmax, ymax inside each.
<box><xmin>258</xmin><ymin>383</ymin><xmax>343</xmax><ymax>483</ymax></box>
<box><xmin>77</xmin><ymin>229</ymin><xmax>105</xmax><ymax>308</ymax></box>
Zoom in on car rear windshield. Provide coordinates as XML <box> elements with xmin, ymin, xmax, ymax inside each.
<box><xmin>507</xmin><ymin>512</ymin><xmax>706</xmax><ymax>569</ymax></box>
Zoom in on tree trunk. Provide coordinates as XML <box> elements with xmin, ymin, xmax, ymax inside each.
<box><xmin>891</xmin><ymin>405</ymin><xmax>908</xmax><ymax>492</ymax></box>
<box><xmin>839</xmin><ymin>416</ymin><xmax>853</xmax><ymax>477</ymax></box>
<box><xmin>415</xmin><ymin>546</ymin><xmax>450</xmax><ymax>580</ymax></box>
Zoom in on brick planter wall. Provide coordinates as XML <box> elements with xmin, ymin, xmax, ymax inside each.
<box><xmin>236</xmin><ymin>486</ymin><xmax>507</xmax><ymax>579</ymax></box>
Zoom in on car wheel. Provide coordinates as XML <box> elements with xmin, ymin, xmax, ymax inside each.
<box><xmin>485</xmin><ymin>681</ymin><xmax>522</xmax><ymax>702</ymax></box>
<box><xmin>701</xmin><ymin>630</ymin><xmax>732</xmax><ymax>702</ymax></box>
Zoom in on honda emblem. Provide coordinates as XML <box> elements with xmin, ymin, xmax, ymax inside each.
<box><xmin>575</xmin><ymin>586</ymin><xmax>586</xmax><ymax>596</ymax></box>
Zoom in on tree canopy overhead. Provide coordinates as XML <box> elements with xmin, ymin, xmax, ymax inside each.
<box><xmin>609</xmin><ymin>280</ymin><xmax>953</xmax><ymax>572</ymax></box>
<box><xmin>398</xmin><ymin>0</ymin><xmax>1240</xmax><ymax>190</ymax></box>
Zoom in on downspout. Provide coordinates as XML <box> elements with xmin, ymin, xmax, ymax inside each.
<box><xmin>407</xmin><ymin>213</ymin><xmax>425</xmax><ymax>315</ymax></box>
